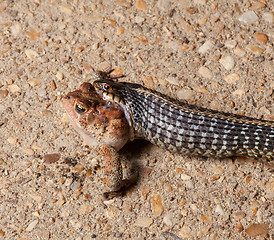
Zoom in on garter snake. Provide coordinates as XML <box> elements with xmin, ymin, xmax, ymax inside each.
<box><xmin>92</xmin><ymin>71</ymin><xmax>274</xmax><ymax>162</ymax></box>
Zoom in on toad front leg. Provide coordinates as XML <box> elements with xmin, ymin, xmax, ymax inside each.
<box><xmin>97</xmin><ymin>145</ymin><xmax>134</xmax><ymax>200</ymax></box>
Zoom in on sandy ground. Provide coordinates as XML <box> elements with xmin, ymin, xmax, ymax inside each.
<box><xmin>0</xmin><ymin>0</ymin><xmax>273</xmax><ymax>239</ymax></box>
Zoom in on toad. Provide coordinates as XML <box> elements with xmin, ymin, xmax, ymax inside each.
<box><xmin>63</xmin><ymin>82</ymin><xmax>132</xmax><ymax>199</ymax></box>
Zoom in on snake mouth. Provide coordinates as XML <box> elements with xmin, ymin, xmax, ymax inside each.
<box><xmin>93</xmin><ymin>81</ymin><xmax>135</xmax><ymax>141</ymax></box>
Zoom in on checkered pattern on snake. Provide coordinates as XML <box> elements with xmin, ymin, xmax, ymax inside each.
<box><xmin>93</xmin><ymin>79</ymin><xmax>274</xmax><ymax>162</ymax></box>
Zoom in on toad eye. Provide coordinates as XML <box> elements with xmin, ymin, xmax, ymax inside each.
<box><xmin>75</xmin><ymin>103</ymin><xmax>87</xmax><ymax>114</ymax></box>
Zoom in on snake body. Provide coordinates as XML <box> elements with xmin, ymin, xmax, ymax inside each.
<box><xmin>93</xmin><ymin>76</ymin><xmax>274</xmax><ymax>161</ymax></box>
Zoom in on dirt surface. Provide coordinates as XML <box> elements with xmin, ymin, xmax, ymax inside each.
<box><xmin>0</xmin><ymin>0</ymin><xmax>273</xmax><ymax>239</ymax></box>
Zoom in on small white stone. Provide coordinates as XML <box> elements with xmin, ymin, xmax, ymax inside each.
<box><xmin>70</xmin><ymin>181</ymin><xmax>80</xmax><ymax>191</ymax></box>
<box><xmin>135</xmin><ymin>16</ymin><xmax>145</xmax><ymax>24</ymax></box>
<box><xmin>190</xmin><ymin>204</ymin><xmax>198</xmax><ymax>211</ymax></box>
<box><xmin>163</xmin><ymin>214</ymin><xmax>173</xmax><ymax>226</ymax></box>
<box><xmin>25</xmin><ymin>49</ymin><xmax>39</xmax><ymax>60</ymax></box>
<box><xmin>157</xmin><ymin>0</ymin><xmax>171</xmax><ymax>10</ymax></box>
<box><xmin>26</xmin><ymin>220</ymin><xmax>38</xmax><ymax>232</ymax></box>
<box><xmin>262</xmin><ymin>12</ymin><xmax>273</xmax><ymax>24</ymax></box>
<box><xmin>70</xmin><ymin>219</ymin><xmax>82</xmax><ymax>229</ymax></box>
<box><xmin>219</xmin><ymin>55</ymin><xmax>235</xmax><ymax>70</ymax></box>
<box><xmin>166</xmin><ymin>40</ymin><xmax>180</xmax><ymax>51</ymax></box>
<box><xmin>232</xmin><ymin>89</ymin><xmax>245</xmax><ymax>96</ymax></box>
<box><xmin>215</xmin><ymin>205</ymin><xmax>225</xmax><ymax>215</ymax></box>
<box><xmin>9</xmin><ymin>84</ymin><xmax>21</xmax><ymax>93</ymax></box>
<box><xmin>135</xmin><ymin>217</ymin><xmax>153</xmax><ymax>227</ymax></box>
<box><xmin>198</xmin><ymin>40</ymin><xmax>214</xmax><ymax>54</ymax></box>
<box><xmin>59</xmin><ymin>5</ymin><xmax>74</xmax><ymax>14</ymax></box>
<box><xmin>28</xmin><ymin>78</ymin><xmax>40</xmax><ymax>87</ymax></box>
<box><xmin>177</xmin><ymin>89</ymin><xmax>195</xmax><ymax>101</ymax></box>
<box><xmin>166</xmin><ymin>76</ymin><xmax>180</xmax><ymax>86</ymax></box>
<box><xmin>224</xmin><ymin>73</ymin><xmax>240</xmax><ymax>84</ymax></box>
<box><xmin>7</xmin><ymin>137</ymin><xmax>18</xmax><ymax>144</ymax></box>
<box><xmin>198</xmin><ymin>66</ymin><xmax>213</xmax><ymax>79</ymax></box>
<box><xmin>56</xmin><ymin>72</ymin><xmax>64</xmax><ymax>80</ymax></box>
<box><xmin>194</xmin><ymin>0</ymin><xmax>206</xmax><ymax>4</ymax></box>
<box><xmin>10</xmin><ymin>23</ymin><xmax>22</xmax><ymax>37</ymax></box>
<box><xmin>238</xmin><ymin>11</ymin><xmax>259</xmax><ymax>24</ymax></box>
<box><xmin>184</xmin><ymin>180</ymin><xmax>194</xmax><ymax>189</ymax></box>
<box><xmin>225</xmin><ymin>40</ymin><xmax>237</xmax><ymax>49</ymax></box>
<box><xmin>234</xmin><ymin>47</ymin><xmax>246</xmax><ymax>57</ymax></box>
<box><xmin>181</xmin><ymin>174</ymin><xmax>192</xmax><ymax>181</ymax></box>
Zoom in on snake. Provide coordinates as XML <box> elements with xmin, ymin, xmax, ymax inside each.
<box><xmin>92</xmin><ymin>70</ymin><xmax>274</xmax><ymax>162</ymax></box>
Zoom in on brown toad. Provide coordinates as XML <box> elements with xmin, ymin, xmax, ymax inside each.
<box><xmin>63</xmin><ymin>82</ymin><xmax>131</xmax><ymax>198</ymax></box>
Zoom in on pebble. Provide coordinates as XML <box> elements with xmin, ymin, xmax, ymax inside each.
<box><xmin>134</xmin><ymin>216</ymin><xmax>153</xmax><ymax>227</ymax></box>
<box><xmin>194</xmin><ymin>0</ymin><xmax>206</xmax><ymax>4</ymax></box>
<box><xmin>70</xmin><ymin>219</ymin><xmax>82</xmax><ymax>230</ymax></box>
<box><xmin>70</xmin><ymin>181</ymin><xmax>81</xmax><ymax>191</ymax></box>
<box><xmin>25</xmin><ymin>49</ymin><xmax>39</xmax><ymax>60</ymax></box>
<box><xmin>177</xmin><ymin>89</ymin><xmax>195</xmax><ymax>101</ymax></box>
<box><xmin>181</xmin><ymin>174</ymin><xmax>191</xmax><ymax>181</ymax></box>
<box><xmin>157</xmin><ymin>0</ymin><xmax>171</xmax><ymax>10</ymax></box>
<box><xmin>135</xmin><ymin>16</ymin><xmax>145</xmax><ymax>24</ymax></box>
<box><xmin>151</xmin><ymin>194</ymin><xmax>164</xmax><ymax>217</ymax></box>
<box><xmin>9</xmin><ymin>84</ymin><xmax>21</xmax><ymax>93</ymax></box>
<box><xmin>184</xmin><ymin>180</ymin><xmax>194</xmax><ymax>189</ymax></box>
<box><xmin>44</xmin><ymin>153</ymin><xmax>61</xmax><ymax>164</ymax></box>
<box><xmin>246</xmin><ymin>45</ymin><xmax>264</xmax><ymax>55</ymax></box>
<box><xmin>215</xmin><ymin>205</ymin><xmax>225</xmax><ymax>215</ymax></box>
<box><xmin>179</xmin><ymin>226</ymin><xmax>193</xmax><ymax>238</ymax></box>
<box><xmin>10</xmin><ymin>23</ymin><xmax>22</xmax><ymax>37</ymax></box>
<box><xmin>50</xmin><ymin>80</ymin><xmax>57</xmax><ymax>91</ymax></box>
<box><xmin>106</xmin><ymin>207</ymin><xmax>119</xmax><ymax>220</ymax></box>
<box><xmin>56</xmin><ymin>194</ymin><xmax>66</xmax><ymax>207</ymax></box>
<box><xmin>198</xmin><ymin>40</ymin><xmax>214</xmax><ymax>54</ymax></box>
<box><xmin>165</xmin><ymin>75</ymin><xmax>180</xmax><ymax>86</ymax></box>
<box><xmin>186</xmin><ymin>7</ymin><xmax>198</xmax><ymax>14</ymax></box>
<box><xmin>238</xmin><ymin>11</ymin><xmax>259</xmax><ymax>24</ymax></box>
<box><xmin>163</xmin><ymin>214</ymin><xmax>173</xmax><ymax>226</ymax></box>
<box><xmin>234</xmin><ymin>222</ymin><xmax>243</xmax><ymax>233</ymax></box>
<box><xmin>219</xmin><ymin>55</ymin><xmax>235</xmax><ymax>70</ymax></box>
<box><xmin>116</xmin><ymin>27</ymin><xmax>125</xmax><ymax>35</ymax></box>
<box><xmin>245</xmin><ymin>223</ymin><xmax>269</xmax><ymax>237</ymax></box>
<box><xmin>251</xmin><ymin>1</ymin><xmax>266</xmax><ymax>10</ymax></box>
<box><xmin>215</xmin><ymin>21</ymin><xmax>224</xmax><ymax>34</ymax></box>
<box><xmin>198</xmin><ymin>15</ymin><xmax>208</xmax><ymax>25</ymax></box>
<box><xmin>0</xmin><ymin>90</ymin><xmax>8</xmax><ymax>98</ymax></box>
<box><xmin>262</xmin><ymin>12</ymin><xmax>273</xmax><ymax>24</ymax></box>
<box><xmin>232</xmin><ymin>89</ymin><xmax>245</xmax><ymax>97</ymax></box>
<box><xmin>26</xmin><ymin>220</ymin><xmax>38</xmax><ymax>232</ymax></box>
<box><xmin>253</xmin><ymin>33</ymin><xmax>268</xmax><ymax>44</ymax></box>
<box><xmin>28</xmin><ymin>78</ymin><xmax>41</xmax><ymax>87</ymax></box>
<box><xmin>29</xmin><ymin>194</ymin><xmax>43</xmax><ymax>202</ymax></box>
<box><xmin>190</xmin><ymin>204</ymin><xmax>198</xmax><ymax>211</ymax></box>
<box><xmin>56</xmin><ymin>72</ymin><xmax>64</xmax><ymax>80</ymax></box>
<box><xmin>72</xmin><ymin>163</ymin><xmax>84</xmax><ymax>173</ymax></box>
<box><xmin>233</xmin><ymin>211</ymin><xmax>246</xmax><ymax>220</ymax></box>
<box><xmin>224</xmin><ymin>73</ymin><xmax>240</xmax><ymax>84</ymax></box>
<box><xmin>136</xmin><ymin>0</ymin><xmax>147</xmax><ymax>11</ymax></box>
<box><xmin>199</xmin><ymin>214</ymin><xmax>213</xmax><ymax>223</ymax></box>
<box><xmin>23</xmin><ymin>148</ymin><xmax>35</xmax><ymax>155</ymax></box>
<box><xmin>0</xmin><ymin>229</ymin><xmax>4</xmax><ymax>236</ymax></box>
<box><xmin>181</xmin><ymin>18</ymin><xmax>194</xmax><ymax>33</ymax></box>
<box><xmin>79</xmin><ymin>204</ymin><xmax>94</xmax><ymax>215</ymax></box>
<box><xmin>59</xmin><ymin>5</ymin><xmax>74</xmax><ymax>15</ymax></box>
<box><xmin>140</xmin><ymin>186</ymin><xmax>150</xmax><ymax>200</ymax></box>
<box><xmin>7</xmin><ymin>137</ymin><xmax>18</xmax><ymax>144</ymax></box>
<box><xmin>26</xmin><ymin>28</ymin><xmax>40</xmax><ymax>41</ymax></box>
<box><xmin>234</xmin><ymin>47</ymin><xmax>245</xmax><ymax>57</ymax></box>
<box><xmin>198</xmin><ymin>66</ymin><xmax>213</xmax><ymax>79</ymax></box>
<box><xmin>224</xmin><ymin>40</ymin><xmax>237</xmax><ymax>49</ymax></box>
